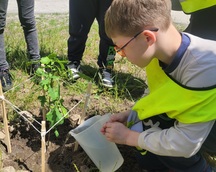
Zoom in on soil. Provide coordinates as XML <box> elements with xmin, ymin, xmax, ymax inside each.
<box><xmin>0</xmin><ymin>81</ymin><xmax>145</xmax><ymax>172</ymax></box>
<box><xmin>1</xmin><ymin>118</ymin><xmax>142</xmax><ymax>172</ymax></box>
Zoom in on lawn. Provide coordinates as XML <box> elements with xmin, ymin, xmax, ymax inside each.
<box><xmin>0</xmin><ymin>13</ymin><xmax>147</xmax><ymax>171</ymax></box>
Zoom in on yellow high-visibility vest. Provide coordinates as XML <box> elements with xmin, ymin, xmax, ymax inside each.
<box><xmin>179</xmin><ymin>0</ymin><xmax>216</xmax><ymax>13</ymax></box>
<box><xmin>132</xmin><ymin>59</ymin><xmax>216</xmax><ymax>123</ymax></box>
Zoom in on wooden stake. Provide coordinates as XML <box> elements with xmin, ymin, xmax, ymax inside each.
<box><xmin>0</xmin><ymin>82</ymin><xmax>12</xmax><ymax>153</ymax></box>
<box><xmin>74</xmin><ymin>82</ymin><xmax>92</xmax><ymax>151</ymax></box>
<box><xmin>41</xmin><ymin>64</ymin><xmax>46</xmax><ymax>121</ymax></box>
<box><xmin>41</xmin><ymin>121</ymin><xmax>46</xmax><ymax>172</ymax></box>
<box><xmin>78</xmin><ymin>82</ymin><xmax>92</xmax><ymax>125</ymax></box>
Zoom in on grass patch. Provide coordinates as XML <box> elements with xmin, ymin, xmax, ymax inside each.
<box><xmin>3</xmin><ymin>13</ymin><xmax>147</xmax><ymax>122</ymax></box>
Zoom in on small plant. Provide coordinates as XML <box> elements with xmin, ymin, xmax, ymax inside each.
<box><xmin>33</xmin><ymin>54</ymin><xmax>69</xmax><ymax>137</ymax></box>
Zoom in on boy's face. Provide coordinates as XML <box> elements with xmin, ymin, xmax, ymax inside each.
<box><xmin>112</xmin><ymin>30</ymin><xmax>156</xmax><ymax>68</ymax></box>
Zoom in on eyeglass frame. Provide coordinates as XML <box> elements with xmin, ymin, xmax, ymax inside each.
<box><xmin>114</xmin><ymin>28</ymin><xmax>159</xmax><ymax>54</ymax></box>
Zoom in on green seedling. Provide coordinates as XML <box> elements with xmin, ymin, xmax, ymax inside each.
<box><xmin>33</xmin><ymin>54</ymin><xmax>69</xmax><ymax>137</ymax></box>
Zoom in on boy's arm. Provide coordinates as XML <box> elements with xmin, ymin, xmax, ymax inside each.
<box><xmin>138</xmin><ymin>120</ymin><xmax>215</xmax><ymax>157</ymax></box>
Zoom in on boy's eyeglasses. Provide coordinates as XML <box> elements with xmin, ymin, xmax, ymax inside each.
<box><xmin>114</xmin><ymin>28</ymin><xmax>159</xmax><ymax>57</ymax></box>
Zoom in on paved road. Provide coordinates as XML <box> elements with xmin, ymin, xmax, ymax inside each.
<box><xmin>8</xmin><ymin>0</ymin><xmax>69</xmax><ymax>14</ymax></box>
<box><xmin>7</xmin><ymin>0</ymin><xmax>190</xmax><ymax>25</ymax></box>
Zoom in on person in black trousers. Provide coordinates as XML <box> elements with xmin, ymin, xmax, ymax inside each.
<box><xmin>67</xmin><ymin>0</ymin><xmax>116</xmax><ymax>88</ymax></box>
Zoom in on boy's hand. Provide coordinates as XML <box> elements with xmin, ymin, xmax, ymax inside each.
<box><xmin>102</xmin><ymin>121</ymin><xmax>130</xmax><ymax>144</ymax></box>
<box><xmin>101</xmin><ymin>121</ymin><xmax>140</xmax><ymax>146</ymax></box>
<box><xmin>100</xmin><ymin>110</ymin><xmax>130</xmax><ymax>136</ymax></box>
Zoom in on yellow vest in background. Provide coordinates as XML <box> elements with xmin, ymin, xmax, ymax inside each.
<box><xmin>132</xmin><ymin>59</ymin><xmax>216</xmax><ymax>123</ymax></box>
<box><xmin>180</xmin><ymin>0</ymin><xmax>216</xmax><ymax>13</ymax></box>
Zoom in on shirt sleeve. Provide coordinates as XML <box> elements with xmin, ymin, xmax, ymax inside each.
<box><xmin>138</xmin><ymin>120</ymin><xmax>215</xmax><ymax>158</ymax></box>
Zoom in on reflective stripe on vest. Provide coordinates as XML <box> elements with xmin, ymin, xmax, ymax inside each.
<box><xmin>180</xmin><ymin>0</ymin><xmax>216</xmax><ymax>13</ymax></box>
<box><xmin>136</xmin><ymin>146</ymin><xmax>147</xmax><ymax>155</ymax></box>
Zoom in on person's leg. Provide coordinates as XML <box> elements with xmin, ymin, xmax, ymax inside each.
<box><xmin>142</xmin><ymin>115</ymin><xmax>212</xmax><ymax>171</ymax></box>
<box><xmin>199</xmin><ymin>121</ymin><xmax>216</xmax><ymax>172</ymax></box>
<box><xmin>96</xmin><ymin>0</ymin><xmax>115</xmax><ymax>87</ymax></box>
<box><xmin>136</xmin><ymin>148</ymin><xmax>210</xmax><ymax>172</ymax></box>
<box><xmin>0</xmin><ymin>0</ymin><xmax>12</xmax><ymax>92</ymax></box>
<box><xmin>16</xmin><ymin>0</ymin><xmax>40</xmax><ymax>61</ymax></box>
<box><xmin>184</xmin><ymin>5</ymin><xmax>216</xmax><ymax>41</ymax></box>
<box><xmin>67</xmin><ymin>0</ymin><xmax>96</xmax><ymax>63</ymax></box>
<box><xmin>159</xmin><ymin>153</ymin><xmax>210</xmax><ymax>172</ymax></box>
<box><xmin>136</xmin><ymin>151</ymin><xmax>169</xmax><ymax>171</ymax></box>
<box><xmin>0</xmin><ymin>0</ymin><xmax>9</xmax><ymax>70</ymax></box>
<box><xmin>97</xmin><ymin>0</ymin><xmax>115</xmax><ymax>69</ymax></box>
<box><xmin>201</xmin><ymin>121</ymin><xmax>216</xmax><ymax>154</ymax></box>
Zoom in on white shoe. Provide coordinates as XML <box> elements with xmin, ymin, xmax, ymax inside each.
<box><xmin>99</xmin><ymin>68</ymin><xmax>114</xmax><ymax>88</ymax></box>
<box><xmin>67</xmin><ymin>61</ymin><xmax>80</xmax><ymax>80</ymax></box>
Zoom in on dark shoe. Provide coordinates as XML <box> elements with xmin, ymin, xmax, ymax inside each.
<box><xmin>31</xmin><ymin>63</ymin><xmax>41</xmax><ymax>74</ymax></box>
<box><xmin>98</xmin><ymin>68</ymin><xmax>114</xmax><ymax>88</ymax></box>
<box><xmin>67</xmin><ymin>61</ymin><xmax>80</xmax><ymax>80</ymax></box>
<box><xmin>27</xmin><ymin>62</ymin><xmax>41</xmax><ymax>84</ymax></box>
<box><xmin>0</xmin><ymin>70</ymin><xmax>13</xmax><ymax>92</ymax></box>
<box><xmin>28</xmin><ymin>62</ymin><xmax>41</xmax><ymax>76</ymax></box>
<box><xmin>210</xmin><ymin>166</ymin><xmax>216</xmax><ymax>172</ymax></box>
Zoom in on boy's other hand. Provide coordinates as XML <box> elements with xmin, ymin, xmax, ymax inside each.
<box><xmin>110</xmin><ymin>110</ymin><xmax>131</xmax><ymax>123</ymax></box>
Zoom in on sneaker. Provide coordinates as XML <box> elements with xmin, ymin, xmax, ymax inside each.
<box><xmin>0</xmin><ymin>70</ymin><xmax>13</xmax><ymax>92</ymax></box>
<box><xmin>27</xmin><ymin>61</ymin><xmax>41</xmax><ymax>76</ymax></box>
<box><xmin>29</xmin><ymin>63</ymin><xmax>41</xmax><ymax>76</ymax></box>
<box><xmin>210</xmin><ymin>166</ymin><xmax>216</xmax><ymax>172</ymax></box>
<box><xmin>67</xmin><ymin>61</ymin><xmax>80</xmax><ymax>80</ymax></box>
<box><xmin>32</xmin><ymin>63</ymin><xmax>41</xmax><ymax>73</ymax></box>
<box><xmin>30</xmin><ymin>63</ymin><xmax>42</xmax><ymax>84</ymax></box>
<box><xmin>98</xmin><ymin>68</ymin><xmax>114</xmax><ymax>88</ymax></box>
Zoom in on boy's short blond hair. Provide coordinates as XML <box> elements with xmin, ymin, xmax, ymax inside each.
<box><xmin>105</xmin><ymin>0</ymin><xmax>172</xmax><ymax>38</ymax></box>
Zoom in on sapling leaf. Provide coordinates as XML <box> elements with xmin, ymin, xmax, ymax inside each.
<box><xmin>38</xmin><ymin>96</ymin><xmax>47</xmax><ymax>107</ymax></box>
<box><xmin>48</xmin><ymin>53</ymin><xmax>57</xmax><ymax>59</ymax></box>
<box><xmin>34</xmin><ymin>53</ymin><xmax>69</xmax><ymax>137</ymax></box>
<box><xmin>48</xmin><ymin>87</ymin><xmax>59</xmax><ymax>101</ymax></box>
<box><xmin>59</xmin><ymin>104</ymin><xmax>68</xmax><ymax>118</ymax></box>
<box><xmin>54</xmin><ymin>129</ymin><xmax>59</xmax><ymax>137</ymax></box>
<box><xmin>40</xmin><ymin>78</ymin><xmax>51</xmax><ymax>86</ymax></box>
<box><xmin>35</xmin><ymin>68</ymin><xmax>44</xmax><ymax>75</ymax></box>
<box><xmin>46</xmin><ymin>109</ymin><xmax>55</xmax><ymax>126</ymax></box>
<box><xmin>55</xmin><ymin>107</ymin><xmax>64</xmax><ymax>125</ymax></box>
<box><xmin>40</xmin><ymin>56</ymin><xmax>52</xmax><ymax>64</ymax></box>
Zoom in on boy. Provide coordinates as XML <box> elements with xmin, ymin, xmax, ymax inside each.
<box><xmin>101</xmin><ymin>0</ymin><xmax>216</xmax><ymax>171</ymax></box>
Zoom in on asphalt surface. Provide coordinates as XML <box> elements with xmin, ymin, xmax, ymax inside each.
<box><xmin>8</xmin><ymin>0</ymin><xmax>69</xmax><ymax>14</ymax></box>
<box><xmin>7</xmin><ymin>0</ymin><xmax>190</xmax><ymax>25</ymax></box>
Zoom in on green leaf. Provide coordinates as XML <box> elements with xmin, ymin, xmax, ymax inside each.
<box><xmin>46</xmin><ymin>109</ymin><xmax>55</xmax><ymax>126</ymax></box>
<box><xmin>35</xmin><ymin>68</ymin><xmax>44</xmax><ymax>75</ymax></box>
<box><xmin>54</xmin><ymin>129</ymin><xmax>59</xmax><ymax>137</ymax></box>
<box><xmin>48</xmin><ymin>87</ymin><xmax>59</xmax><ymax>101</ymax></box>
<box><xmin>38</xmin><ymin>96</ymin><xmax>47</xmax><ymax>107</ymax></box>
<box><xmin>55</xmin><ymin>107</ymin><xmax>64</xmax><ymax>125</ymax></box>
<box><xmin>40</xmin><ymin>56</ymin><xmax>52</xmax><ymax>65</ymax></box>
<box><xmin>48</xmin><ymin>53</ymin><xmax>57</xmax><ymax>59</ymax></box>
<box><xmin>59</xmin><ymin>103</ymin><xmax>68</xmax><ymax>118</ymax></box>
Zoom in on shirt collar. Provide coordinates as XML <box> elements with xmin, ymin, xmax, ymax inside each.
<box><xmin>159</xmin><ymin>33</ymin><xmax>190</xmax><ymax>73</ymax></box>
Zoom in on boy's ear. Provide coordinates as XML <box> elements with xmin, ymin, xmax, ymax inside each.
<box><xmin>143</xmin><ymin>30</ymin><xmax>156</xmax><ymax>46</ymax></box>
